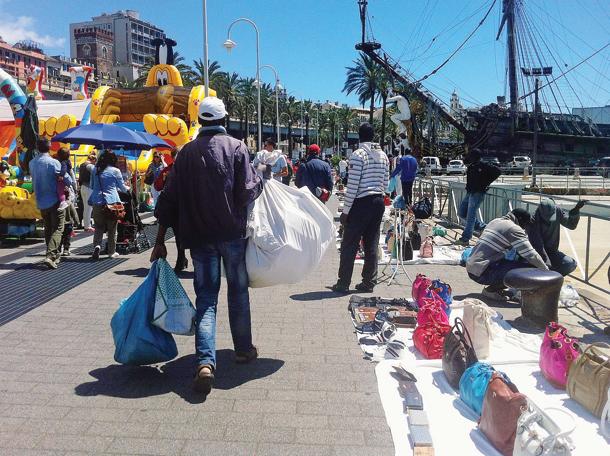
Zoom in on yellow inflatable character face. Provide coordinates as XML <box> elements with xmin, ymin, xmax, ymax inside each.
<box><xmin>145</xmin><ymin>64</ymin><xmax>183</xmax><ymax>87</ymax></box>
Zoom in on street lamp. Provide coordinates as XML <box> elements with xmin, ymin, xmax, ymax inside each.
<box><xmin>522</xmin><ymin>66</ymin><xmax>552</xmax><ymax>188</ymax></box>
<box><xmin>258</xmin><ymin>64</ymin><xmax>281</xmax><ymax>147</ymax></box>
<box><xmin>202</xmin><ymin>0</ymin><xmax>210</xmax><ymax>96</ymax></box>
<box><xmin>224</xmin><ymin>18</ymin><xmax>262</xmax><ymax>151</ymax></box>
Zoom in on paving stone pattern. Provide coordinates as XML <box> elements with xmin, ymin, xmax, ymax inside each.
<box><xmin>0</xmin><ymin>198</ymin><xmax>488</xmax><ymax>455</ymax></box>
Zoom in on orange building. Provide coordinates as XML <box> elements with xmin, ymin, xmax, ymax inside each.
<box><xmin>0</xmin><ymin>38</ymin><xmax>46</xmax><ymax>83</ymax></box>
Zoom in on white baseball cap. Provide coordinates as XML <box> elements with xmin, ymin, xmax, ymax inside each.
<box><xmin>198</xmin><ymin>96</ymin><xmax>228</xmax><ymax>121</ymax></box>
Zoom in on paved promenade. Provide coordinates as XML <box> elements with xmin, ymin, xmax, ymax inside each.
<box><xmin>0</xmin><ymin>197</ymin><xmax>607</xmax><ymax>455</ymax></box>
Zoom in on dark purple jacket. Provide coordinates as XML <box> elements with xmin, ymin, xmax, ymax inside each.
<box><xmin>155</xmin><ymin>127</ymin><xmax>262</xmax><ymax>247</ymax></box>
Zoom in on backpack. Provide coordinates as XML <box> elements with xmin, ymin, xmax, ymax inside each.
<box><xmin>420</xmin><ymin>236</ymin><xmax>434</xmax><ymax>258</ymax></box>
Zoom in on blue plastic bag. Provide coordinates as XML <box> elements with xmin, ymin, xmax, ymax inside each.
<box><xmin>459</xmin><ymin>362</ymin><xmax>495</xmax><ymax>416</ymax></box>
<box><xmin>152</xmin><ymin>259</ymin><xmax>196</xmax><ymax>336</ymax></box>
<box><xmin>387</xmin><ymin>175</ymin><xmax>398</xmax><ymax>193</ymax></box>
<box><xmin>460</xmin><ymin>247</ymin><xmax>473</xmax><ymax>266</ymax></box>
<box><xmin>111</xmin><ymin>260</ymin><xmax>178</xmax><ymax>365</ymax></box>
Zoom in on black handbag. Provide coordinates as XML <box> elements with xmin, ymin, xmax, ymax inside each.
<box><xmin>442</xmin><ymin>317</ymin><xmax>478</xmax><ymax>389</ymax></box>
<box><xmin>412</xmin><ymin>197</ymin><xmax>433</xmax><ymax>219</ymax></box>
<box><xmin>410</xmin><ymin>224</ymin><xmax>422</xmax><ymax>250</ymax></box>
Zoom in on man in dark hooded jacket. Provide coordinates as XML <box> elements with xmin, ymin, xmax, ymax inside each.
<box><xmin>527</xmin><ymin>198</ymin><xmax>586</xmax><ymax>276</ymax></box>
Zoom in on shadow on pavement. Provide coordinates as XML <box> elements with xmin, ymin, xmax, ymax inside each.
<box><xmin>113</xmin><ymin>267</ymin><xmax>150</xmax><ymax>278</ymax></box>
<box><xmin>290</xmin><ymin>290</ymin><xmax>344</xmax><ymax>301</ymax></box>
<box><xmin>75</xmin><ymin>350</ymin><xmax>284</xmax><ymax>404</ymax></box>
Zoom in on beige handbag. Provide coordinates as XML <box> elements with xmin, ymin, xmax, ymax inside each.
<box><xmin>452</xmin><ymin>298</ymin><xmax>497</xmax><ymax>359</ymax></box>
<box><xmin>566</xmin><ymin>343</ymin><xmax>610</xmax><ymax>418</ymax></box>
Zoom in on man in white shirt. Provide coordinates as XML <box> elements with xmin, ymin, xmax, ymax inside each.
<box><xmin>253</xmin><ymin>137</ymin><xmax>288</xmax><ymax>182</ymax></box>
<box><xmin>331</xmin><ymin>123</ymin><xmax>389</xmax><ymax>293</ymax></box>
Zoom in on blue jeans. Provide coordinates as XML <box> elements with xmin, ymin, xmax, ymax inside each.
<box><xmin>458</xmin><ymin>192</ymin><xmax>486</xmax><ymax>241</ymax></box>
<box><xmin>549</xmin><ymin>251</ymin><xmax>577</xmax><ymax>276</ymax></box>
<box><xmin>469</xmin><ymin>259</ymin><xmax>531</xmax><ymax>288</ymax></box>
<box><xmin>191</xmin><ymin>238</ymin><xmax>253</xmax><ymax>369</ymax></box>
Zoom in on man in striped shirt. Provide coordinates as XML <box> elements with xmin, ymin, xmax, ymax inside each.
<box><xmin>466</xmin><ymin>208</ymin><xmax>548</xmax><ymax>300</ymax></box>
<box><xmin>331</xmin><ymin>123</ymin><xmax>390</xmax><ymax>293</ymax></box>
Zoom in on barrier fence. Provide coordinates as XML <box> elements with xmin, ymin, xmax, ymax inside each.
<box><xmin>414</xmin><ymin>177</ymin><xmax>610</xmax><ymax>294</ymax></box>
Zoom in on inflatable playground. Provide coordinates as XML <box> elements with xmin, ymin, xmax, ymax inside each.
<box><xmin>0</xmin><ymin>38</ymin><xmax>215</xmax><ymax>234</ymax></box>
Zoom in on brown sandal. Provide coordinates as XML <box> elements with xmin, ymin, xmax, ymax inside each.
<box><xmin>193</xmin><ymin>364</ymin><xmax>214</xmax><ymax>395</ymax></box>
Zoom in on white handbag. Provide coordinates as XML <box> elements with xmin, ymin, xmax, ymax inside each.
<box><xmin>513</xmin><ymin>403</ymin><xmax>575</xmax><ymax>456</ymax></box>
<box><xmin>453</xmin><ymin>298</ymin><xmax>496</xmax><ymax>359</ymax></box>
<box><xmin>601</xmin><ymin>386</ymin><xmax>610</xmax><ymax>438</ymax></box>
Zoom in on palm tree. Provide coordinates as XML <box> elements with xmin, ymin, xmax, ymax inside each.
<box><xmin>237</xmin><ymin>77</ymin><xmax>257</xmax><ymax>141</ymax></box>
<box><xmin>215</xmin><ymin>71</ymin><xmax>240</xmax><ymax>128</ymax></box>
<box><xmin>338</xmin><ymin>106</ymin><xmax>359</xmax><ymax>145</ymax></box>
<box><xmin>343</xmin><ymin>52</ymin><xmax>383</xmax><ymax>122</ymax></box>
<box><xmin>376</xmin><ymin>70</ymin><xmax>391</xmax><ymax>149</ymax></box>
<box><xmin>279</xmin><ymin>96</ymin><xmax>301</xmax><ymax>153</ymax></box>
<box><xmin>191</xmin><ymin>59</ymin><xmax>224</xmax><ymax>90</ymax></box>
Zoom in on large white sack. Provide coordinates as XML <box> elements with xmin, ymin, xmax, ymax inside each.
<box><xmin>246</xmin><ymin>179</ymin><xmax>335</xmax><ymax>288</ymax></box>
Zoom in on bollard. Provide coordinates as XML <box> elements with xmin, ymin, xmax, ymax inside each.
<box><xmin>522</xmin><ymin>166</ymin><xmax>529</xmax><ymax>181</ymax></box>
<box><xmin>573</xmin><ymin>167</ymin><xmax>580</xmax><ymax>178</ymax></box>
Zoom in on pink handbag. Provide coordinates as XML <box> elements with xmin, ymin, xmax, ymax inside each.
<box><xmin>412</xmin><ymin>274</ymin><xmax>432</xmax><ymax>303</ymax></box>
<box><xmin>539</xmin><ymin>322</ymin><xmax>581</xmax><ymax>389</ymax></box>
<box><xmin>417</xmin><ymin>292</ymin><xmax>449</xmax><ymax>326</ymax></box>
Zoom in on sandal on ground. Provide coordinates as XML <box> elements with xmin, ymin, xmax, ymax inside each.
<box><xmin>235</xmin><ymin>346</ymin><xmax>258</xmax><ymax>364</ymax></box>
<box><xmin>193</xmin><ymin>364</ymin><xmax>214</xmax><ymax>395</ymax></box>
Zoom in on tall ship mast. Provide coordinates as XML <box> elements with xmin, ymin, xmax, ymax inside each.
<box><xmin>355</xmin><ymin>0</ymin><xmax>610</xmax><ymax>162</ymax></box>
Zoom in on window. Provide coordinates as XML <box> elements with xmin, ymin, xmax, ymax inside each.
<box><xmin>102</xmin><ymin>46</ymin><xmax>107</xmax><ymax>59</ymax></box>
<box><xmin>82</xmin><ymin>44</ymin><xmax>91</xmax><ymax>57</ymax></box>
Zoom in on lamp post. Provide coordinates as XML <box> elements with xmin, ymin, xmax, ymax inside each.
<box><xmin>224</xmin><ymin>18</ymin><xmax>262</xmax><ymax>151</ymax></box>
<box><xmin>202</xmin><ymin>0</ymin><xmax>210</xmax><ymax>96</ymax></box>
<box><xmin>522</xmin><ymin>66</ymin><xmax>552</xmax><ymax>188</ymax></box>
<box><xmin>258</xmin><ymin>64</ymin><xmax>282</xmax><ymax>146</ymax></box>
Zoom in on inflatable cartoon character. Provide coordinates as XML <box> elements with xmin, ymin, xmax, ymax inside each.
<box><xmin>25</xmin><ymin>65</ymin><xmax>45</xmax><ymax>101</ymax></box>
<box><xmin>69</xmin><ymin>66</ymin><xmax>92</xmax><ymax>100</ymax></box>
<box><xmin>388</xmin><ymin>91</ymin><xmax>413</xmax><ymax>150</ymax></box>
<box><xmin>89</xmin><ymin>37</ymin><xmax>215</xmax><ymax>160</ymax></box>
<box><xmin>0</xmin><ymin>68</ymin><xmax>27</xmax><ymax>165</ymax></box>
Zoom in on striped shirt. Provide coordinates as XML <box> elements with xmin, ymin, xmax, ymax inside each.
<box><xmin>343</xmin><ymin>142</ymin><xmax>389</xmax><ymax>214</ymax></box>
<box><xmin>466</xmin><ymin>214</ymin><xmax>548</xmax><ymax>277</ymax></box>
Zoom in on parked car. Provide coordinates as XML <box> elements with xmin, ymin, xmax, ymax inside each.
<box><xmin>509</xmin><ymin>155</ymin><xmax>532</xmax><ymax>174</ymax></box>
<box><xmin>480</xmin><ymin>156</ymin><xmax>501</xmax><ymax>167</ymax></box>
<box><xmin>421</xmin><ymin>156</ymin><xmax>443</xmax><ymax>175</ymax></box>
<box><xmin>446</xmin><ymin>159</ymin><xmax>466</xmax><ymax>175</ymax></box>
<box><xmin>598</xmin><ymin>157</ymin><xmax>610</xmax><ymax>178</ymax></box>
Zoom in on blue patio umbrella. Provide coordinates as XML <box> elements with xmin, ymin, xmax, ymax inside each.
<box><xmin>52</xmin><ymin>123</ymin><xmax>171</xmax><ymax>150</ymax></box>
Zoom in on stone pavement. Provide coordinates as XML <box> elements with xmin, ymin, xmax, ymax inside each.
<box><xmin>0</xmin><ymin>197</ymin><xmax>607</xmax><ymax>456</ymax></box>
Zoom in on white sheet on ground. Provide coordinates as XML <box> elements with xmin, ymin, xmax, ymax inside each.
<box><xmin>364</xmin><ymin>307</ymin><xmax>608</xmax><ymax>455</ymax></box>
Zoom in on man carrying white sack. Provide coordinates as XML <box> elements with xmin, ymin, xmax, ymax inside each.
<box><xmin>331</xmin><ymin>122</ymin><xmax>389</xmax><ymax>293</ymax></box>
<box><xmin>253</xmin><ymin>137</ymin><xmax>288</xmax><ymax>181</ymax></box>
<box><xmin>151</xmin><ymin>97</ymin><xmax>263</xmax><ymax>398</ymax></box>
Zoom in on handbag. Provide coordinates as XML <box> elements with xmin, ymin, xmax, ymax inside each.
<box><xmin>514</xmin><ymin>402</ymin><xmax>575</xmax><ymax>456</ymax></box>
<box><xmin>413</xmin><ymin>321</ymin><xmax>451</xmax><ymax>359</ymax></box>
<box><xmin>412</xmin><ymin>197</ymin><xmax>432</xmax><ymax>218</ymax></box>
<box><xmin>459</xmin><ymin>361</ymin><xmax>496</xmax><ymax>416</ymax></box>
<box><xmin>453</xmin><ymin>298</ymin><xmax>497</xmax><ymax>359</ymax></box>
<box><xmin>602</xmin><ymin>386</ymin><xmax>610</xmax><ymax>438</ymax></box>
<box><xmin>411</xmin><ymin>273</ymin><xmax>431</xmax><ymax>303</ymax></box>
<box><xmin>431</xmin><ymin>279</ymin><xmax>453</xmax><ymax>313</ymax></box>
<box><xmin>442</xmin><ymin>318</ymin><xmax>478</xmax><ymax>389</ymax></box>
<box><xmin>419</xmin><ymin>236</ymin><xmax>434</xmax><ymax>258</ymax></box>
<box><xmin>566</xmin><ymin>342</ymin><xmax>610</xmax><ymax>417</ymax></box>
<box><xmin>479</xmin><ymin>372</ymin><xmax>528</xmax><ymax>456</ymax></box>
<box><xmin>416</xmin><ymin>292</ymin><xmax>449</xmax><ymax>326</ymax></box>
<box><xmin>539</xmin><ymin>322</ymin><xmax>581</xmax><ymax>389</ymax></box>
<box><xmin>104</xmin><ymin>202</ymin><xmax>126</xmax><ymax>221</ymax></box>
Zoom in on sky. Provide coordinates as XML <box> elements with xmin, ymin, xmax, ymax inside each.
<box><xmin>1</xmin><ymin>0</ymin><xmax>609</xmax><ymax>111</ymax></box>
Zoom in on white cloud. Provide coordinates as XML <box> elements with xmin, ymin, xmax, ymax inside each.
<box><xmin>0</xmin><ymin>11</ymin><xmax>65</xmax><ymax>50</ymax></box>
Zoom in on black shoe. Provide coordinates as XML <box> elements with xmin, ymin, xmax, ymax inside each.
<box><xmin>193</xmin><ymin>364</ymin><xmax>214</xmax><ymax>396</ymax></box>
<box><xmin>91</xmin><ymin>245</ymin><xmax>101</xmax><ymax>261</ymax></box>
<box><xmin>235</xmin><ymin>346</ymin><xmax>258</xmax><ymax>364</ymax></box>
<box><xmin>330</xmin><ymin>282</ymin><xmax>349</xmax><ymax>293</ymax></box>
<box><xmin>355</xmin><ymin>282</ymin><xmax>375</xmax><ymax>293</ymax></box>
<box><xmin>174</xmin><ymin>257</ymin><xmax>188</xmax><ymax>274</ymax></box>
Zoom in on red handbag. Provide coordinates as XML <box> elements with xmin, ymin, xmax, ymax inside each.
<box><xmin>413</xmin><ymin>321</ymin><xmax>451</xmax><ymax>359</ymax></box>
<box><xmin>411</xmin><ymin>273</ymin><xmax>432</xmax><ymax>303</ymax></box>
<box><xmin>416</xmin><ymin>291</ymin><xmax>449</xmax><ymax>326</ymax></box>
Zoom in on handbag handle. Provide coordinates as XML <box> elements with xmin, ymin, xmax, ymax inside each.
<box><xmin>452</xmin><ymin>317</ymin><xmax>476</xmax><ymax>353</ymax></box>
<box><xmin>538</xmin><ymin>407</ymin><xmax>577</xmax><ymax>448</ymax></box>
<box><xmin>582</xmin><ymin>343</ymin><xmax>610</xmax><ymax>372</ymax></box>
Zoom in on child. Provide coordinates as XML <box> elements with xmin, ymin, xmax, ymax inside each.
<box><xmin>56</xmin><ymin>148</ymin><xmax>76</xmax><ymax>211</ymax></box>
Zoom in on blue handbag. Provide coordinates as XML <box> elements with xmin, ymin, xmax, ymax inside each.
<box><xmin>459</xmin><ymin>362</ymin><xmax>495</xmax><ymax>416</ymax></box>
<box><xmin>431</xmin><ymin>279</ymin><xmax>453</xmax><ymax>314</ymax></box>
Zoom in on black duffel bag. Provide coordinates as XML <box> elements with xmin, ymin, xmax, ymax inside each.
<box><xmin>411</xmin><ymin>197</ymin><xmax>433</xmax><ymax>219</ymax></box>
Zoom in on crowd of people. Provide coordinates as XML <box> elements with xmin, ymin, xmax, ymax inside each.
<box><xmin>26</xmin><ymin>93</ymin><xmax>592</xmax><ymax>397</ymax></box>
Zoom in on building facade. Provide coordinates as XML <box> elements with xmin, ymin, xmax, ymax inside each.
<box><xmin>0</xmin><ymin>38</ymin><xmax>46</xmax><ymax>83</ymax></box>
<box><xmin>73</xmin><ymin>27</ymin><xmax>114</xmax><ymax>80</ymax></box>
<box><xmin>572</xmin><ymin>106</ymin><xmax>610</xmax><ymax>126</ymax></box>
<box><xmin>69</xmin><ymin>10</ymin><xmax>165</xmax><ymax>82</ymax></box>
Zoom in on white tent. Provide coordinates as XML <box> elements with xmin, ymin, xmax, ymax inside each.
<box><xmin>0</xmin><ymin>99</ymin><xmax>90</xmax><ymax>121</ymax></box>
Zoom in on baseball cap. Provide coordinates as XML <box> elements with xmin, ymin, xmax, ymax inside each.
<box><xmin>308</xmin><ymin>144</ymin><xmax>321</xmax><ymax>155</ymax></box>
<box><xmin>198</xmin><ymin>97</ymin><xmax>228</xmax><ymax>121</ymax></box>
<box><xmin>511</xmin><ymin>208</ymin><xmax>533</xmax><ymax>227</ymax></box>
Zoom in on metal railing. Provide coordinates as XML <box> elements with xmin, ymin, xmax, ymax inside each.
<box><xmin>414</xmin><ymin>177</ymin><xmax>610</xmax><ymax>294</ymax></box>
